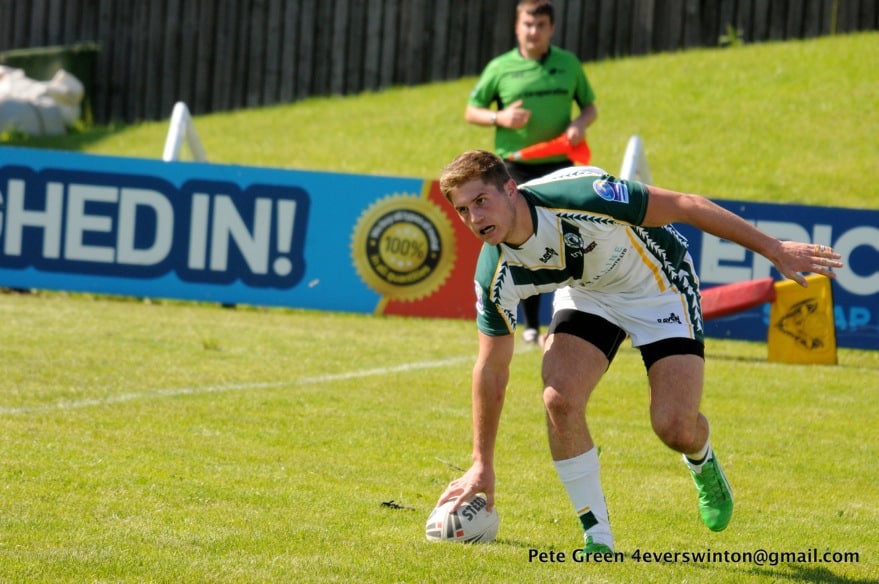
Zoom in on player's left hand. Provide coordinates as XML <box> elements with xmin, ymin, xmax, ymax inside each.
<box><xmin>774</xmin><ymin>242</ymin><xmax>843</xmax><ymax>286</ymax></box>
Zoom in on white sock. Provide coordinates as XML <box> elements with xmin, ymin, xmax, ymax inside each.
<box><xmin>683</xmin><ymin>420</ymin><xmax>712</xmax><ymax>470</ymax></box>
<box><xmin>553</xmin><ymin>448</ymin><xmax>613</xmax><ymax>548</ymax></box>
<box><xmin>684</xmin><ymin>441</ymin><xmax>712</xmax><ymax>473</ymax></box>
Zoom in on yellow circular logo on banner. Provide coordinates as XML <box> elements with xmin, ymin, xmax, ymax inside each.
<box><xmin>351</xmin><ymin>193</ymin><xmax>456</xmax><ymax>301</ymax></box>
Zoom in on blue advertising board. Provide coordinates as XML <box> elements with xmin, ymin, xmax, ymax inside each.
<box><xmin>1</xmin><ymin>147</ymin><xmax>876</xmax><ymax>349</ymax></box>
<box><xmin>0</xmin><ymin>146</ymin><xmax>455</xmax><ymax>315</ymax></box>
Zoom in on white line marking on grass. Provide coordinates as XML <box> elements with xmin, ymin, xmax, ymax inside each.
<box><xmin>0</xmin><ymin>355</ymin><xmax>476</xmax><ymax>416</ymax></box>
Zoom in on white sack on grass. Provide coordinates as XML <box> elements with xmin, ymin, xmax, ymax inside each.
<box><xmin>0</xmin><ymin>65</ymin><xmax>84</xmax><ymax>136</ymax></box>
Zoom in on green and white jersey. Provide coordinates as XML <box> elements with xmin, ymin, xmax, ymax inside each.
<box><xmin>468</xmin><ymin>46</ymin><xmax>595</xmax><ymax>162</ymax></box>
<box><xmin>474</xmin><ymin>167</ymin><xmax>700</xmax><ymax>336</ymax></box>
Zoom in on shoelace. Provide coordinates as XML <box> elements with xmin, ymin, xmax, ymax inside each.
<box><xmin>699</xmin><ymin>463</ymin><xmax>730</xmax><ymax>503</ymax></box>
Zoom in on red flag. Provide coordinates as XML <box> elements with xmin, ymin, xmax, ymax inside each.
<box><xmin>507</xmin><ymin>134</ymin><xmax>591</xmax><ymax>165</ymax></box>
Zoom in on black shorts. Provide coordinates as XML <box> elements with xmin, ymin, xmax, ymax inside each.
<box><xmin>547</xmin><ymin>309</ymin><xmax>705</xmax><ymax>371</ymax></box>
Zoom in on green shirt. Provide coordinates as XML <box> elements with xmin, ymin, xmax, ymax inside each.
<box><xmin>468</xmin><ymin>46</ymin><xmax>596</xmax><ymax>162</ymax></box>
<box><xmin>473</xmin><ymin>167</ymin><xmax>699</xmax><ymax>336</ymax></box>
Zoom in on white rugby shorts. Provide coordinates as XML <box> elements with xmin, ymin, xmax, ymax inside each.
<box><xmin>551</xmin><ymin>286</ymin><xmax>703</xmax><ymax>347</ymax></box>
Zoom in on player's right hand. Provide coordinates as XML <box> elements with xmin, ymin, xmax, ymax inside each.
<box><xmin>436</xmin><ymin>461</ymin><xmax>496</xmax><ymax>512</ymax></box>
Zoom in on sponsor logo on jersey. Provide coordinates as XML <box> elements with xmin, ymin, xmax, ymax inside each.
<box><xmin>563</xmin><ymin>232</ymin><xmax>585</xmax><ymax>250</ymax></box>
<box><xmin>564</xmin><ymin>233</ymin><xmax>597</xmax><ymax>256</ymax></box>
<box><xmin>539</xmin><ymin>247</ymin><xmax>558</xmax><ymax>263</ymax></box>
<box><xmin>522</xmin><ymin>88</ymin><xmax>569</xmax><ymax>98</ymax></box>
<box><xmin>593</xmin><ymin>179</ymin><xmax>629</xmax><ymax>203</ymax></box>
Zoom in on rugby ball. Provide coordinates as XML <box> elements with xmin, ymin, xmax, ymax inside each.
<box><xmin>425</xmin><ymin>494</ymin><xmax>499</xmax><ymax>543</ymax></box>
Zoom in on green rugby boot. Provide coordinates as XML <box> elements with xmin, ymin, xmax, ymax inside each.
<box><xmin>688</xmin><ymin>454</ymin><xmax>733</xmax><ymax>532</ymax></box>
<box><xmin>583</xmin><ymin>535</ymin><xmax>614</xmax><ymax>554</ymax></box>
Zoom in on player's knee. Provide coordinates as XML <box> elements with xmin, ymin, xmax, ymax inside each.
<box><xmin>542</xmin><ymin>385</ymin><xmax>579</xmax><ymax>418</ymax></box>
<box><xmin>651</xmin><ymin>413</ymin><xmax>698</xmax><ymax>452</ymax></box>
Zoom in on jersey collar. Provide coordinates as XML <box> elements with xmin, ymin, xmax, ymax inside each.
<box><xmin>517</xmin><ymin>45</ymin><xmax>553</xmax><ymax>64</ymax></box>
<box><xmin>503</xmin><ymin>190</ymin><xmax>540</xmax><ymax>250</ymax></box>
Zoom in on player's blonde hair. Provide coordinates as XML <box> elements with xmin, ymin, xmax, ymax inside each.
<box><xmin>439</xmin><ymin>150</ymin><xmax>512</xmax><ymax>202</ymax></box>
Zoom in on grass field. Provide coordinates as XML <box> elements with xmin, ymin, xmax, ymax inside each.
<box><xmin>1</xmin><ymin>292</ymin><xmax>877</xmax><ymax>582</ymax></box>
<box><xmin>2</xmin><ymin>32</ymin><xmax>879</xmax><ymax>582</ymax></box>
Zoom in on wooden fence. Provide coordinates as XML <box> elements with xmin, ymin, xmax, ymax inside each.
<box><xmin>0</xmin><ymin>0</ymin><xmax>876</xmax><ymax>125</ymax></box>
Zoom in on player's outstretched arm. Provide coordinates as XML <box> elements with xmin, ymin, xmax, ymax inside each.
<box><xmin>437</xmin><ymin>332</ymin><xmax>514</xmax><ymax>512</ymax></box>
<box><xmin>643</xmin><ymin>185</ymin><xmax>843</xmax><ymax>286</ymax></box>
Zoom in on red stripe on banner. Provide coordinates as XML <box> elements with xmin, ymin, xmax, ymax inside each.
<box><xmin>701</xmin><ymin>277</ymin><xmax>777</xmax><ymax>320</ymax></box>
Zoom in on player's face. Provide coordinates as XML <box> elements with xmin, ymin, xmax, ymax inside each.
<box><xmin>450</xmin><ymin>179</ymin><xmax>518</xmax><ymax>246</ymax></box>
<box><xmin>515</xmin><ymin>12</ymin><xmax>554</xmax><ymax>59</ymax></box>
